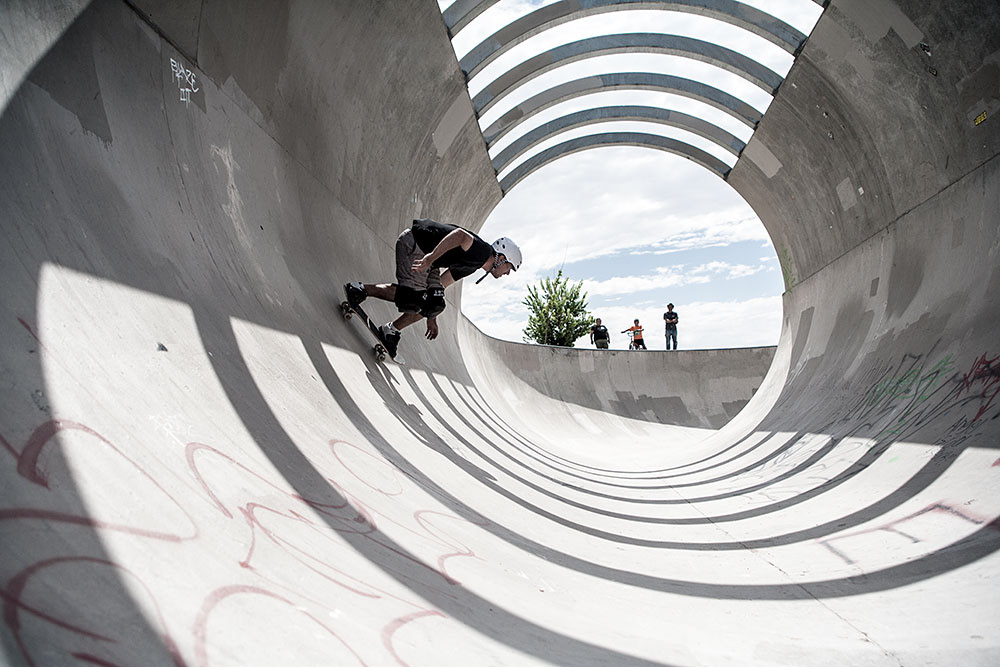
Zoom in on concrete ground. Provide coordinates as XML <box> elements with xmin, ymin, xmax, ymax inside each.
<box><xmin>1</xmin><ymin>1</ymin><xmax>998</xmax><ymax>665</ymax></box>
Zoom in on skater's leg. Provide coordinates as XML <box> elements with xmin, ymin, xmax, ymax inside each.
<box><xmin>364</xmin><ymin>283</ymin><xmax>396</xmax><ymax>301</ymax></box>
<box><xmin>378</xmin><ymin>311</ymin><xmax>422</xmax><ymax>359</ymax></box>
<box><xmin>392</xmin><ymin>312</ymin><xmax>423</xmax><ymax>331</ymax></box>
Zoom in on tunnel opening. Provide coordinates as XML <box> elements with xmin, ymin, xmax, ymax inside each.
<box><xmin>1</xmin><ymin>1</ymin><xmax>998</xmax><ymax>666</ymax></box>
<box><xmin>439</xmin><ymin>1</ymin><xmax>823</xmax><ymax>352</ymax></box>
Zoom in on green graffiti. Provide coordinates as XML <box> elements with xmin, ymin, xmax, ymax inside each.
<box><xmin>778</xmin><ymin>245</ymin><xmax>796</xmax><ymax>290</ymax></box>
<box><xmin>864</xmin><ymin>354</ymin><xmax>956</xmax><ymax>443</ymax></box>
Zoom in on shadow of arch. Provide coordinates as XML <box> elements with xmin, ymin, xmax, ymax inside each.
<box><xmin>0</xmin><ymin>5</ymin><xmax>204</xmax><ymax>664</ymax></box>
<box><xmin>192</xmin><ymin>304</ymin><xmax>1000</xmax><ymax>612</ymax></box>
<box><xmin>499</xmin><ymin>131</ymin><xmax>730</xmax><ymax>192</ymax></box>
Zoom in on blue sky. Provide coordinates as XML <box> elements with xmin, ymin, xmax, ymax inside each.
<box><xmin>439</xmin><ymin>0</ymin><xmax>823</xmax><ymax>349</ymax></box>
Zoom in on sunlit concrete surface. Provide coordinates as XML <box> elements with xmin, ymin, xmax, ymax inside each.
<box><xmin>1</xmin><ymin>1</ymin><xmax>998</xmax><ymax>665</ymax></box>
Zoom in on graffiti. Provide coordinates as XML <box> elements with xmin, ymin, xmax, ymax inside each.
<box><xmin>710</xmin><ymin>432</ymin><xmax>829</xmax><ymax>498</ymax></box>
<box><xmin>829</xmin><ymin>343</ymin><xmax>1000</xmax><ymax>447</ymax></box>
<box><xmin>732</xmin><ymin>437</ymin><xmax>869</xmax><ymax>507</ymax></box>
<box><xmin>1</xmin><ymin>412</ymin><xmax>489</xmax><ymax>665</ymax></box>
<box><xmin>382</xmin><ymin>610</ymin><xmax>447</xmax><ymax>665</ymax></box>
<box><xmin>958</xmin><ymin>352</ymin><xmax>1000</xmax><ymax>421</ymax></box>
<box><xmin>148</xmin><ymin>413</ymin><xmax>197</xmax><ymax>444</ymax></box>
<box><xmin>1</xmin><ymin>557</ymin><xmax>185</xmax><ymax>666</ymax></box>
<box><xmin>844</xmin><ymin>347</ymin><xmax>956</xmax><ymax>443</ymax></box>
<box><xmin>818</xmin><ymin>501</ymin><xmax>998</xmax><ymax>565</ymax></box>
<box><xmin>777</xmin><ymin>245</ymin><xmax>796</xmax><ymax>290</ymax></box>
<box><xmin>169</xmin><ymin>57</ymin><xmax>200</xmax><ymax>107</ymax></box>
<box><xmin>0</xmin><ymin>420</ymin><xmax>196</xmax><ymax>539</ymax></box>
<box><xmin>185</xmin><ymin>439</ymin><xmax>482</xmax><ymax>586</ymax></box>
<box><xmin>192</xmin><ymin>585</ymin><xmax>364</xmax><ymax>667</ymax></box>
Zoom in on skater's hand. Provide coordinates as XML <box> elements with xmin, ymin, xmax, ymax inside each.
<box><xmin>425</xmin><ymin>317</ymin><xmax>439</xmax><ymax>340</ymax></box>
<box><xmin>412</xmin><ymin>255</ymin><xmax>433</xmax><ymax>274</ymax></box>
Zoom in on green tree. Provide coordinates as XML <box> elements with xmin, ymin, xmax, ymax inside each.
<box><xmin>522</xmin><ymin>269</ymin><xmax>594</xmax><ymax>346</ymax></box>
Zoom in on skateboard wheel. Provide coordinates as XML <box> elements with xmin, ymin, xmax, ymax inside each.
<box><xmin>340</xmin><ymin>301</ymin><xmax>353</xmax><ymax>319</ymax></box>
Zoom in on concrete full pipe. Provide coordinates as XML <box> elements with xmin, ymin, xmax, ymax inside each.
<box><xmin>1</xmin><ymin>0</ymin><xmax>998</xmax><ymax>665</ymax></box>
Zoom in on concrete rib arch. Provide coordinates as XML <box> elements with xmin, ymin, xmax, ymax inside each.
<box><xmin>472</xmin><ymin>32</ymin><xmax>784</xmax><ymax>117</ymax></box>
<box><xmin>446</xmin><ymin>0</ymin><xmax>828</xmax><ymax>38</ymax></box>
<box><xmin>460</xmin><ymin>0</ymin><xmax>806</xmax><ymax>80</ymax></box>
<box><xmin>491</xmin><ymin>105</ymin><xmax>744</xmax><ymax>175</ymax></box>
<box><xmin>482</xmin><ymin>71</ymin><xmax>761</xmax><ymax>145</ymax></box>
<box><xmin>498</xmin><ymin>131</ymin><xmax>731</xmax><ymax>192</ymax></box>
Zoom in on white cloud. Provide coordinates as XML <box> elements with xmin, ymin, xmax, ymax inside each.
<box><xmin>690</xmin><ymin>261</ymin><xmax>765</xmax><ymax>279</ymax></box>
<box><xmin>480</xmin><ymin>147</ymin><xmax>766</xmax><ymax>274</ymax></box>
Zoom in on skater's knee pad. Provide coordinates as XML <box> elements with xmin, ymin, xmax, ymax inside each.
<box><xmin>421</xmin><ymin>288</ymin><xmax>446</xmax><ymax>318</ymax></box>
<box><xmin>394</xmin><ymin>285</ymin><xmax>425</xmax><ymax>314</ymax></box>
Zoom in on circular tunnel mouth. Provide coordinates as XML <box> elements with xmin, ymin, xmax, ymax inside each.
<box><xmin>3</xmin><ymin>2</ymin><xmax>999</xmax><ymax>665</ymax></box>
<box><xmin>465</xmin><ymin>146</ymin><xmax>785</xmax><ymax>353</ymax></box>
<box><xmin>446</xmin><ymin>2</ymin><xmax>822</xmax><ymax>355</ymax></box>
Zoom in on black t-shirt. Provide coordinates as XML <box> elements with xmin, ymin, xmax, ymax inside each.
<box><xmin>591</xmin><ymin>324</ymin><xmax>609</xmax><ymax>340</ymax></box>
<box><xmin>411</xmin><ymin>218</ymin><xmax>493</xmax><ymax>281</ymax></box>
<box><xmin>663</xmin><ymin>311</ymin><xmax>679</xmax><ymax>330</ymax></box>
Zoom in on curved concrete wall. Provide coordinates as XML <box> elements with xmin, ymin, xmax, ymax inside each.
<box><xmin>1</xmin><ymin>1</ymin><xmax>998</xmax><ymax>665</ymax></box>
<box><xmin>462</xmin><ymin>324</ymin><xmax>775</xmax><ymax>431</ymax></box>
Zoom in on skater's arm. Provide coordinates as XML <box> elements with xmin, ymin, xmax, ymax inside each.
<box><xmin>412</xmin><ymin>229</ymin><xmax>474</xmax><ymax>273</ymax></box>
<box><xmin>425</xmin><ymin>317</ymin><xmax>439</xmax><ymax>340</ymax></box>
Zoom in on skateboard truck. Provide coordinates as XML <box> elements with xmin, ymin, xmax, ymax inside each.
<box><xmin>340</xmin><ymin>299</ymin><xmax>402</xmax><ymax>364</ymax></box>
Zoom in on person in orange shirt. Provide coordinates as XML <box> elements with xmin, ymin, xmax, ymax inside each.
<box><xmin>622</xmin><ymin>319</ymin><xmax>646</xmax><ymax>349</ymax></box>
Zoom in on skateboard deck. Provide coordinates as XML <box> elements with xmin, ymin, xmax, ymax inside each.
<box><xmin>340</xmin><ymin>295</ymin><xmax>404</xmax><ymax>364</ymax></box>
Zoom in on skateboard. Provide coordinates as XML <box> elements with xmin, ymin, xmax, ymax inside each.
<box><xmin>340</xmin><ymin>293</ymin><xmax>404</xmax><ymax>364</ymax></box>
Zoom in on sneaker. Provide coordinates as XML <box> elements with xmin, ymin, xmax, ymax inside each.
<box><xmin>378</xmin><ymin>324</ymin><xmax>401</xmax><ymax>358</ymax></box>
<box><xmin>344</xmin><ymin>281</ymin><xmax>367</xmax><ymax>307</ymax></box>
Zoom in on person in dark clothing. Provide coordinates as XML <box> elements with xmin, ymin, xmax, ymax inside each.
<box><xmin>663</xmin><ymin>303</ymin><xmax>679</xmax><ymax>350</ymax></box>
<box><xmin>590</xmin><ymin>318</ymin><xmax>610</xmax><ymax>349</ymax></box>
<box><xmin>346</xmin><ymin>218</ymin><xmax>522</xmax><ymax>358</ymax></box>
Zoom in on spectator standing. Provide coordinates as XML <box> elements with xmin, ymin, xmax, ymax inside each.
<box><xmin>590</xmin><ymin>318</ymin><xmax>610</xmax><ymax>349</ymax></box>
<box><xmin>623</xmin><ymin>319</ymin><xmax>646</xmax><ymax>349</ymax></box>
<box><xmin>663</xmin><ymin>303</ymin><xmax>679</xmax><ymax>350</ymax></box>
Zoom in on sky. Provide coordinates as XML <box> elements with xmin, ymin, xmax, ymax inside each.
<box><xmin>438</xmin><ymin>0</ymin><xmax>824</xmax><ymax>350</ymax></box>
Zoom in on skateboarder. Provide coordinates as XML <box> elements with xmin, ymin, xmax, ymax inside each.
<box><xmin>345</xmin><ymin>218</ymin><xmax>522</xmax><ymax>358</ymax></box>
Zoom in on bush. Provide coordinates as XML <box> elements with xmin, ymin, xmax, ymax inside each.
<box><xmin>522</xmin><ymin>270</ymin><xmax>594</xmax><ymax>347</ymax></box>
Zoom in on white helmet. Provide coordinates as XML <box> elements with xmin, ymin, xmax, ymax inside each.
<box><xmin>491</xmin><ymin>237</ymin><xmax>522</xmax><ymax>271</ymax></box>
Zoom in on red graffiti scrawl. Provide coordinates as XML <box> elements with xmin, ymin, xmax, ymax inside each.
<box><xmin>959</xmin><ymin>353</ymin><xmax>1000</xmax><ymax>421</ymax></box>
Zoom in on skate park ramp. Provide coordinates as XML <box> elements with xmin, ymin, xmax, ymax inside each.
<box><xmin>1</xmin><ymin>1</ymin><xmax>999</xmax><ymax>665</ymax></box>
